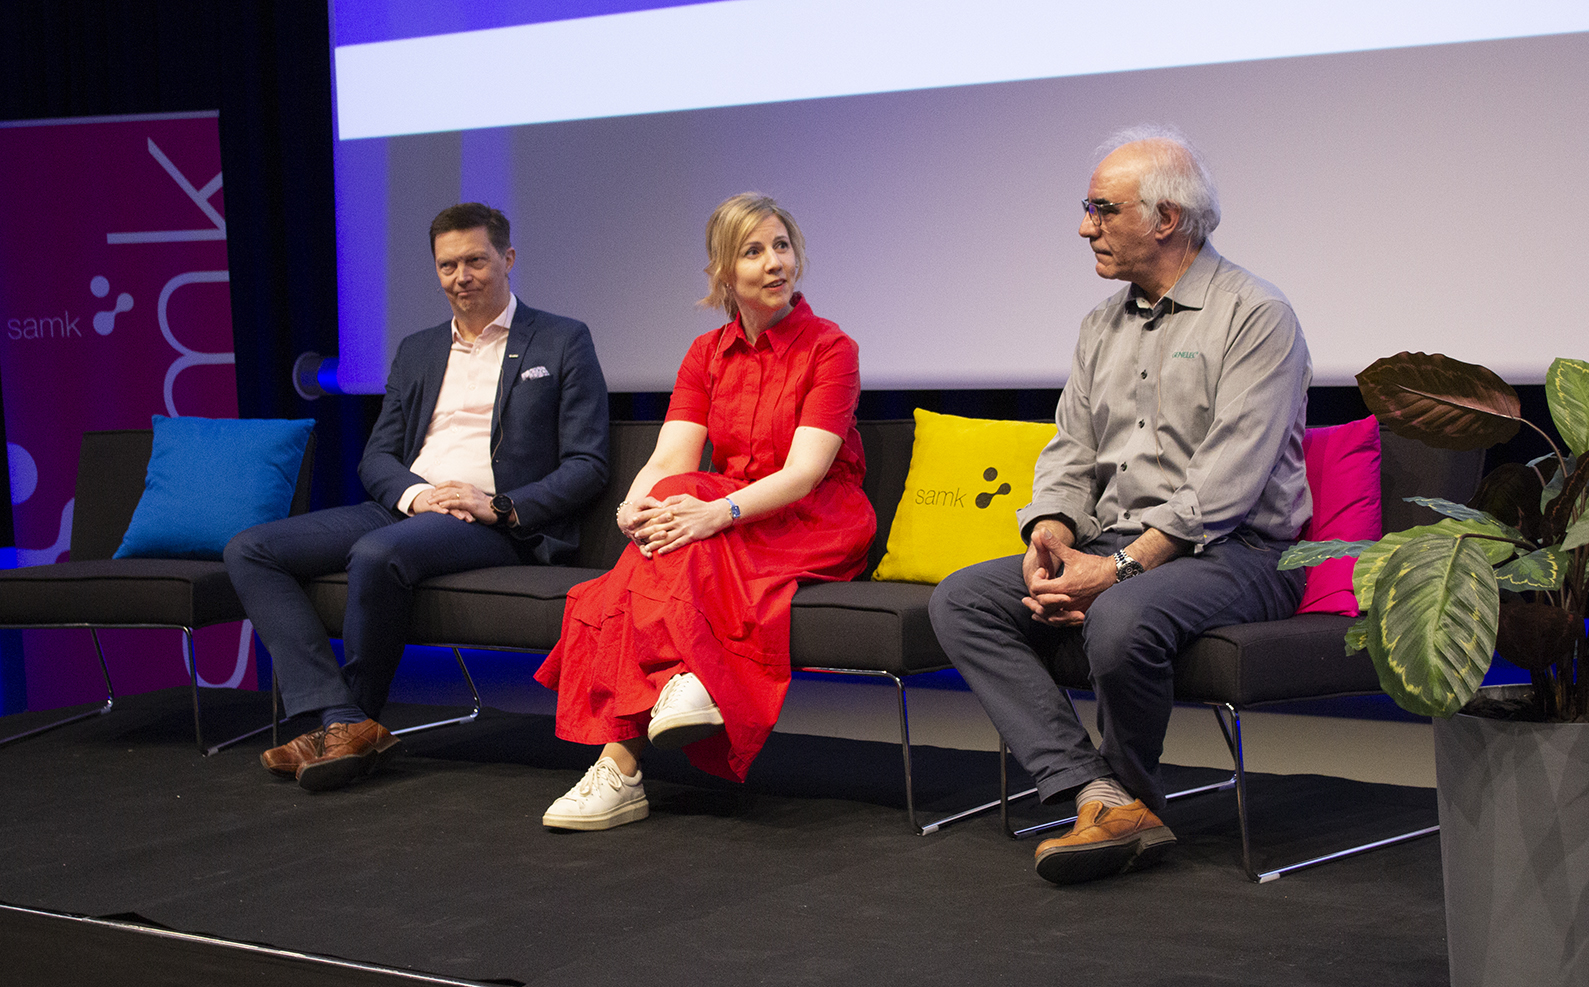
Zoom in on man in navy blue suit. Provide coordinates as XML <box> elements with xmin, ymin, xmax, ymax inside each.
<box><xmin>226</xmin><ymin>203</ymin><xmax>609</xmax><ymax>792</ymax></box>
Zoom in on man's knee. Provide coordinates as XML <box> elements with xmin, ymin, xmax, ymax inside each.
<box><xmin>224</xmin><ymin>523</ymin><xmax>273</xmax><ymax>570</ymax></box>
<box><xmin>1082</xmin><ymin>593</ymin><xmax>1176</xmax><ymax>682</ymax></box>
<box><xmin>345</xmin><ymin>528</ymin><xmax>408</xmax><ymax>584</ymax></box>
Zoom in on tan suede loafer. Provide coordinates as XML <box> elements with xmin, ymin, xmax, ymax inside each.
<box><xmin>295</xmin><ymin>719</ymin><xmax>400</xmax><ymax>792</ymax></box>
<box><xmin>1034</xmin><ymin>799</ymin><xmax>1177</xmax><ymax>885</ymax></box>
<box><xmin>260</xmin><ymin>727</ymin><xmax>327</xmax><ymax>779</ymax></box>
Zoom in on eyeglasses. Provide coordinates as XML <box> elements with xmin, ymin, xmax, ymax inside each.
<box><xmin>1081</xmin><ymin>198</ymin><xmax>1142</xmax><ymax>227</ymax></box>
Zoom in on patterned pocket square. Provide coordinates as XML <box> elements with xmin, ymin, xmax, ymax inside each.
<box><xmin>521</xmin><ymin>365</ymin><xmax>551</xmax><ymax>380</ymax></box>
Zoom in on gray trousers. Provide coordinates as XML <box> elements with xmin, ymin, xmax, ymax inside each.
<box><xmin>928</xmin><ymin>530</ymin><xmax>1305</xmax><ymax>811</ymax></box>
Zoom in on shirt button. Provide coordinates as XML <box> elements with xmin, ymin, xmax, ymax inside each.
<box><xmin>1121</xmin><ymin>463</ymin><xmax>1128</xmax><ymax>471</ymax></box>
<box><xmin>1123</xmin><ymin>511</ymin><xmax>1131</xmax><ymax>519</ymax></box>
<box><xmin>1140</xmin><ymin>370</ymin><xmax>1148</xmax><ymax>379</ymax></box>
<box><xmin>1138</xmin><ymin>420</ymin><xmax>1145</xmax><ymax>428</ymax></box>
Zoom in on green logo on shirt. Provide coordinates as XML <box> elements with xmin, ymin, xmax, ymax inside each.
<box><xmin>1171</xmin><ymin>350</ymin><xmax>1200</xmax><ymax>359</ymax></box>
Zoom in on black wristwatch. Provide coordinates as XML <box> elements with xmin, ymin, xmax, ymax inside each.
<box><xmin>490</xmin><ymin>493</ymin><xmax>515</xmax><ymax>529</ymax></box>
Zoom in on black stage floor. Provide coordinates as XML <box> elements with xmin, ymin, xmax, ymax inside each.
<box><xmin>0</xmin><ymin>688</ymin><xmax>1448</xmax><ymax>986</ymax></box>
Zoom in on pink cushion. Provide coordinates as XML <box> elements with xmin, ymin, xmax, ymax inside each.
<box><xmin>1295</xmin><ymin>416</ymin><xmax>1383</xmax><ymax>616</ymax></box>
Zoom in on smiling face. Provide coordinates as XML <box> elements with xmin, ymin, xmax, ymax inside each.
<box><xmin>433</xmin><ymin>226</ymin><xmax>515</xmax><ymax>331</ymax></box>
<box><xmin>730</xmin><ymin>215</ymin><xmax>797</xmax><ymax>330</ymax></box>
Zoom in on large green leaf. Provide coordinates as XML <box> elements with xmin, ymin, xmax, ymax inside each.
<box><xmin>1404</xmin><ymin>497</ymin><xmax>1525</xmax><ymax>541</ymax></box>
<box><xmin>1495</xmin><ymin>547</ymin><xmax>1568</xmax><ymax>591</ymax></box>
<box><xmin>1353</xmin><ymin>519</ymin><xmax>1520</xmax><ymax>612</ymax></box>
<box><xmin>1357</xmin><ymin>352</ymin><xmax>1521</xmax><ymax>451</ymax></box>
<box><xmin>1278</xmin><ymin>539</ymin><xmax>1376</xmax><ymax>570</ymax></box>
<box><xmin>1545</xmin><ymin>358</ymin><xmax>1589</xmax><ymax>458</ymax></box>
<box><xmin>1365</xmin><ymin>534</ymin><xmax>1498</xmax><ymax>718</ymax></box>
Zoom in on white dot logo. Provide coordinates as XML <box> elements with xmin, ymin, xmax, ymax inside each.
<box><xmin>90</xmin><ymin>275</ymin><xmax>134</xmax><ymax>335</ymax></box>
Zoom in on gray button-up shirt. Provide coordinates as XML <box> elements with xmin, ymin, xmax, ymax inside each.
<box><xmin>1017</xmin><ymin>243</ymin><xmax>1312</xmax><ymax>550</ymax></box>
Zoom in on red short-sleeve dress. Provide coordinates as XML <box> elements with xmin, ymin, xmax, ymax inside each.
<box><xmin>535</xmin><ymin>296</ymin><xmax>875</xmax><ymax>781</ymax></box>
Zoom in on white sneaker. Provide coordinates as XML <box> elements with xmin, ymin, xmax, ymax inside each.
<box><xmin>541</xmin><ymin>757</ymin><xmax>649</xmax><ymax>831</ymax></box>
<box><xmin>647</xmin><ymin>671</ymin><xmax>725</xmax><ymax>749</ymax></box>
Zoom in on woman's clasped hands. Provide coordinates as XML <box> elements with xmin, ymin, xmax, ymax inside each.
<box><xmin>620</xmin><ymin>494</ymin><xmax>733</xmax><ymax>558</ymax></box>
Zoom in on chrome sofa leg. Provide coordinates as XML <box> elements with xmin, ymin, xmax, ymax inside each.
<box><xmin>0</xmin><ymin>628</ymin><xmax>115</xmax><ymax>748</ymax></box>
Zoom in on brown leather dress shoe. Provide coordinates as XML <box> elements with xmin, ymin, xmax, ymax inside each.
<box><xmin>1033</xmin><ymin>799</ymin><xmax>1177</xmax><ymax>885</ymax></box>
<box><xmin>260</xmin><ymin>727</ymin><xmax>327</xmax><ymax>778</ymax></box>
<box><xmin>295</xmin><ymin>719</ymin><xmax>400</xmax><ymax>792</ymax></box>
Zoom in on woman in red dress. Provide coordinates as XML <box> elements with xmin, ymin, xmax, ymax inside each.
<box><xmin>535</xmin><ymin>192</ymin><xmax>875</xmax><ymax>830</ymax></box>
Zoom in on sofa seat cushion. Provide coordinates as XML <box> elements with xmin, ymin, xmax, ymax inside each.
<box><xmin>1042</xmin><ymin>612</ymin><xmax>1374</xmax><ymax>707</ymax></box>
<box><xmin>1174</xmin><ymin>614</ymin><xmax>1377</xmax><ymax>705</ymax></box>
<box><xmin>790</xmin><ymin>579</ymin><xmax>948</xmax><ymax>676</ymax></box>
<box><xmin>308</xmin><ymin>566</ymin><xmax>606</xmax><ymax>651</ymax></box>
<box><xmin>308</xmin><ymin>568</ymin><xmax>950</xmax><ymax>676</ymax></box>
<box><xmin>0</xmin><ymin>559</ymin><xmax>243</xmax><ymax>628</ymax></box>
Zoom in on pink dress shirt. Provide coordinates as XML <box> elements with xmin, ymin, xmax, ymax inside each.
<box><xmin>397</xmin><ymin>296</ymin><xmax>516</xmax><ymax>514</ymax></box>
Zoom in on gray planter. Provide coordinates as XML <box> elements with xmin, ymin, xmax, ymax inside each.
<box><xmin>1433</xmin><ymin>685</ymin><xmax>1589</xmax><ymax>986</ymax></box>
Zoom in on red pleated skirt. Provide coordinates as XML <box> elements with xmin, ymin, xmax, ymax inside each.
<box><xmin>534</xmin><ymin>470</ymin><xmax>874</xmax><ymax>781</ymax></box>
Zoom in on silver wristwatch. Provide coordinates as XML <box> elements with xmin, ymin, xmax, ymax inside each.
<box><xmin>1113</xmin><ymin>549</ymin><xmax>1144</xmax><ymax>582</ymax></box>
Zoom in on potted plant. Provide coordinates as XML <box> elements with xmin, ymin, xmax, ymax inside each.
<box><xmin>1280</xmin><ymin>351</ymin><xmax>1588</xmax><ymax>987</ymax></box>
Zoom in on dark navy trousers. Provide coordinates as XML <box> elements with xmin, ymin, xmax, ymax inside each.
<box><xmin>224</xmin><ymin>502</ymin><xmax>525</xmax><ymax>721</ymax></box>
<box><xmin>928</xmin><ymin>530</ymin><xmax>1305</xmax><ymax>811</ymax></box>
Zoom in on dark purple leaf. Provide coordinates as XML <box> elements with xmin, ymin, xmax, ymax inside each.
<box><xmin>1357</xmin><ymin>352</ymin><xmax>1521</xmax><ymax>451</ymax></box>
<box><xmin>1495</xmin><ymin>600</ymin><xmax>1583</xmax><ymax>672</ymax></box>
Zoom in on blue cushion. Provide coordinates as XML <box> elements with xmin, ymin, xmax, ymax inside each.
<box><xmin>113</xmin><ymin>416</ymin><xmax>315</xmax><ymax>560</ymax></box>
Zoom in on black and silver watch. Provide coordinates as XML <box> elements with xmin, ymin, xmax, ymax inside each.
<box><xmin>1112</xmin><ymin>549</ymin><xmax>1144</xmax><ymax>582</ymax></box>
<box><xmin>490</xmin><ymin>493</ymin><xmax>516</xmax><ymax>529</ymax></box>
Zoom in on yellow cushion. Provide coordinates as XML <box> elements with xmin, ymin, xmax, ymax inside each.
<box><xmin>872</xmin><ymin>409</ymin><xmax>1056</xmax><ymax>584</ymax></box>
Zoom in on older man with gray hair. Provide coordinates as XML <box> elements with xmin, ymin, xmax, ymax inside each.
<box><xmin>929</xmin><ymin>126</ymin><xmax>1312</xmax><ymax>884</ymax></box>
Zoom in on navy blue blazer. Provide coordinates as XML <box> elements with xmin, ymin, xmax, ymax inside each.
<box><xmin>357</xmin><ymin>298</ymin><xmax>610</xmax><ymax>564</ymax></box>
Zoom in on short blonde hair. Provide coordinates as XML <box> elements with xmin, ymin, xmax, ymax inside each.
<box><xmin>699</xmin><ymin>192</ymin><xmax>807</xmax><ymax>317</ymax></box>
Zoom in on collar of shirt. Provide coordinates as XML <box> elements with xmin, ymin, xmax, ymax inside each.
<box><xmin>1128</xmin><ymin>242</ymin><xmax>1222</xmax><ymax>320</ymax></box>
<box><xmin>716</xmin><ymin>292</ymin><xmax>812</xmax><ymax>358</ymax></box>
<box><xmin>450</xmin><ymin>294</ymin><xmax>517</xmax><ymax>345</ymax></box>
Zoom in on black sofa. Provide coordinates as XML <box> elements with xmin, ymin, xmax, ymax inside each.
<box><xmin>0</xmin><ymin>429</ymin><xmax>315</xmax><ymax>755</ymax></box>
<box><xmin>302</xmin><ymin>418</ymin><xmax>1484</xmax><ymax>875</ymax></box>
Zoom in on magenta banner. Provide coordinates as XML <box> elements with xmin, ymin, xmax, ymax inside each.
<box><xmin>0</xmin><ymin>111</ymin><xmax>260</xmax><ymax>709</ymax></box>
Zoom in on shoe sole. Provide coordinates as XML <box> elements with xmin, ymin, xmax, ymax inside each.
<box><xmin>296</xmin><ymin>736</ymin><xmax>401</xmax><ymax>792</ymax></box>
<box><xmin>1035</xmin><ymin>826</ymin><xmax>1177</xmax><ymax>885</ymax></box>
<box><xmin>296</xmin><ymin>754</ymin><xmax>367</xmax><ymax>792</ymax></box>
<box><xmin>647</xmin><ymin>711</ymin><xmax>725</xmax><ymax>750</ymax></box>
<box><xmin>542</xmin><ymin>798</ymin><xmax>650</xmax><ymax>831</ymax></box>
